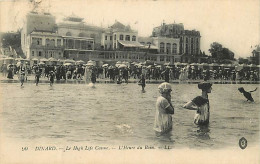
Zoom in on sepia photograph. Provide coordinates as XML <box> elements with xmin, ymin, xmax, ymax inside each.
<box><xmin>0</xmin><ymin>0</ymin><xmax>259</xmax><ymax>163</ymax></box>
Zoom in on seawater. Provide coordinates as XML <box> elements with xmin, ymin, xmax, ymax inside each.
<box><xmin>0</xmin><ymin>83</ymin><xmax>259</xmax><ymax>149</ymax></box>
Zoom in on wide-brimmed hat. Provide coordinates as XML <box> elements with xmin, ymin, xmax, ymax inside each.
<box><xmin>158</xmin><ymin>82</ymin><xmax>172</xmax><ymax>94</ymax></box>
<box><xmin>198</xmin><ymin>82</ymin><xmax>212</xmax><ymax>91</ymax></box>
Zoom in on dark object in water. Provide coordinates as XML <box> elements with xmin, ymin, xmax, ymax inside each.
<box><xmin>238</xmin><ymin>87</ymin><xmax>257</xmax><ymax>102</ymax></box>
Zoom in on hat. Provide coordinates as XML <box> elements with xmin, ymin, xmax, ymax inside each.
<box><xmin>198</xmin><ymin>82</ymin><xmax>212</xmax><ymax>91</ymax></box>
<box><xmin>158</xmin><ymin>82</ymin><xmax>172</xmax><ymax>94</ymax></box>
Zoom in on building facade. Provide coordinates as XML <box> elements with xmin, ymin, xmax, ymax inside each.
<box><xmin>152</xmin><ymin>22</ymin><xmax>202</xmax><ymax>63</ymax></box>
<box><xmin>21</xmin><ymin>12</ymin><xmax>203</xmax><ymax>65</ymax></box>
<box><xmin>21</xmin><ymin>12</ymin><xmax>61</xmax><ymax>60</ymax></box>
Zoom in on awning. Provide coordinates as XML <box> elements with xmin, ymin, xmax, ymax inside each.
<box><xmin>140</xmin><ymin>45</ymin><xmax>158</xmax><ymax>49</ymax></box>
<box><xmin>118</xmin><ymin>40</ymin><xmax>144</xmax><ymax>48</ymax></box>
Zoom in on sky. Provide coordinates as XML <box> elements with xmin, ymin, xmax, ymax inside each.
<box><xmin>0</xmin><ymin>0</ymin><xmax>259</xmax><ymax>58</ymax></box>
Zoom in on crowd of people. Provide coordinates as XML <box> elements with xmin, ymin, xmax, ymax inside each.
<box><xmin>0</xmin><ymin>62</ymin><xmax>259</xmax><ymax>85</ymax></box>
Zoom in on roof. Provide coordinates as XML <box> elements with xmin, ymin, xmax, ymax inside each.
<box><xmin>110</xmin><ymin>21</ymin><xmax>126</xmax><ymax>29</ymax></box>
<box><xmin>118</xmin><ymin>40</ymin><xmax>144</xmax><ymax>47</ymax></box>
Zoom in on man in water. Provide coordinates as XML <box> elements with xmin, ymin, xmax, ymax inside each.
<box><xmin>238</xmin><ymin>87</ymin><xmax>257</xmax><ymax>102</ymax></box>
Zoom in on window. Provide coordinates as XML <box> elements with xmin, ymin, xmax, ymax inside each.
<box><xmin>160</xmin><ymin>56</ymin><xmax>164</xmax><ymax>61</ymax></box>
<box><xmin>132</xmin><ymin>35</ymin><xmax>136</xmax><ymax>41</ymax></box>
<box><xmin>125</xmin><ymin>35</ymin><xmax>130</xmax><ymax>41</ymax></box>
<box><xmin>59</xmin><ymin>52</ymin><xmax>61</xmax><ymax>56</ymax></box>
<box><xmin>114</xmin><ymin>35</ymin><xmax>116</xmax><ymax>40</ymax></box>
<box><xmin>32</xmin><ymin>51</ymin><xmax>34</xmax><ymax>56</ymax></box>
<box><xmin>46</xmin><ymin>38</ymin><xmax>50</xmax><ymax>47</ymax></box>
<box><xmin>185</xmin><ymin>44</ymin><xmax>189</xmax><ymax>54</ymax></box>
<box><xmin>39</xmin><ymin>51</ymin><xmax>42</xmax><ymax>56</ymax></box>
<box><xmin>120</xmin><ymin>35</ymin><xmax>124</xmax><ymax>40</ymax></box>
<box><xmin>105</xmin><ymin>36</ymin><xmax>107</xmax><ymax>40</ymax></box>
<box><xmin>166</xmin><ymin>43</ymin><xmax>171</xmax><ymax>54</ymax></box>
<box><xmin>172</xmin><ymin>43</ymin><xmax>177</xmax><ymax>54</ymax></box>
<box><xmin>110</xmin><ymin>36</ymin><xmax>112</xmax><ymax>40</ymax></box>
<box><xmin>57</xmin><ymin>39</ymin><xmax>61</xmax><ymax>47</ymax></box>
<box><xmin>160</xmin><ymin>42</ymin><xmax>165</xmax><ymax>53</ymax></box>
<box><xmin>105</xmin><ymin>45</ymin><xmax>107</xmax><ymax>50</ymax></box>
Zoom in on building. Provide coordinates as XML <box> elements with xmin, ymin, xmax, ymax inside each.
<box><xmin>21</xmin><ymin>12</ymin><xmax>203</xmax><ymax>65</ymax></box>
<box><xmin>152</xmin><ymin>22</ymin><xmax>202</xmax><ymax>63</ymax></box>
<box><xmin>138</xmin><ymin>36</ymin><xmax>180</xmax><ymax>63</ymax></box>
<box><xmin>57</xmin><ymin>14</ymin><xmax>102</xmax><ymax>61</ymax></box>
<box><xmin>21</xmin><ymin>11</ymin><xmax>63</xmax><ymax>61</ymax></box>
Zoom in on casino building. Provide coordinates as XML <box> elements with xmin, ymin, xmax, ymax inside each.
<box><xmin>21</xmin><ymin>12</ymin><xmax>203</xmax><ymax>65</ymax></box>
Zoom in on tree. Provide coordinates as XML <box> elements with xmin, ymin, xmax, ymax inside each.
<box><xmin>209</xmin><ymin>42</ymin><xmax>222</xmax><ymax>58</ymax></box>
<box><xmin>208</xmin><ymin>42</ymin><xmax>235</xmax><ymax>61</ymax></box>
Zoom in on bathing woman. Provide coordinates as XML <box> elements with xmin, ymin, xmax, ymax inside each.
<box><xmin>183</xmin><ymin>82</ymin><xmax>212</xmax><ymax>125</ymax></box>
<box><xmin>154</xmin><ymin>82</ymin><xmax>174</xmax><ymax>134</ymax></box>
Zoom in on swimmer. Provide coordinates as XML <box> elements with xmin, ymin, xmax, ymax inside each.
<box><xmin>238</xmin><ymin>87</ymin><xmax>257</xmax><ymax>102</ymax></box>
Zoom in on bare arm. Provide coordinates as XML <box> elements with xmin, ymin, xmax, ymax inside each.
<box><xmin>183</xmin><ymin>101</ymin><xmax>198</xmax><ymax>110</ymax></box>
<box><xmin>250</xmin><ymin>88</ymin><xmax>257</xmax><ymax>93</ymax></box>
<box><xmin>165</xmin><ymin>103</ymin><xmax>174</xmax><ymax>114</ymax></box>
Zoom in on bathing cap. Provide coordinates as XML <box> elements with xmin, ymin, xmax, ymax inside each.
<box><xmin>158</xmin><ymin>82</ymin><xmax>172</xmax><ymax>94</ymax></box>
<box><xmin>198</xmin><ymin>82</ymin><xmax>212</xmax><ymax>91</ymax></box>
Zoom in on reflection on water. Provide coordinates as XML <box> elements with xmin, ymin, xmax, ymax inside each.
<box><xmin>0</xmin><ymin>83</ymin><xmax>259</xmax><ymax>148</ymax></box>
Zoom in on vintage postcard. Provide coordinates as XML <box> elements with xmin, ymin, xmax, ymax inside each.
<box><xmin>0</xmin><ymin>0</ymin><xmax>259</xmax><ymax>163</ymax></box>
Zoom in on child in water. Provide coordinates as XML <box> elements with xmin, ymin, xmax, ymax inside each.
<box><xmin>154</xmin><ymin>82</ymin><xmax>174</xmax><ymax>134</ymax></box>
<box><xmin>238</xmin><ymin>87</ymin><xmax>257</xmax><ymax>102</ymax></box>
<box><xmin>183</xmin><ymin>82</ymin><xmax>212</xmax><ymax>125</ymax></box>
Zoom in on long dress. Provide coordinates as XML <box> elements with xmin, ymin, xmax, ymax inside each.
<box><xmin>84</xmin><ymin>67</ymin><xmax>92</xmax><ymax>83</ymax></box>
<box><xmin>192</xmin><ymin>96</ymin><xmax>210</xmax><ymax>125</ymax></box>
<box><xmin>154</xmin><ymin>96</ymin><xmax>173</xmax><ymax>133</ymax></box>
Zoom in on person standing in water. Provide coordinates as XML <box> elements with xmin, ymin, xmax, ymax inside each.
<box><xmin>49</xmin><ymin>71</ymin><xmax>55</xmax><ymax>86</ymax></box>
<box><xmin>154</xmin><ymin>82</ymin><xmax>174</xmax><ymax>134</ymax></box>
<box><xmin>20</xmin><ymin>71</ymin><xmax>25</xmax><ymax>86</ymax></box>
<box><xmin>138</xmin><ymin>74</ymin><xmax>146</xmax><ymax>92</ymax></box>
<box><xmin>183</xmin><ymin>82</ymin><xmax>212</xmax><ymax>125</ymax></box>
<box><xmin>35</xmin><ymin>67</ymin><xmax>41</xmax><ymax>86</ymax></box>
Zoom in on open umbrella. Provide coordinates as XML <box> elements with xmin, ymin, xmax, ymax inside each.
<box><xmin>102</xmin><ymin>63</ymin><xmax>109</xmax><ymax>67</ymax></box>
<box><xmin>39</xmin><ymin>62</ymin><xmax>45</xmax><ymax>65</ymax></box>
<box><xmin>40</xmin><ymin>58</ymin><xmax>48</xmax><ymax>62</ymax></box>
<box><xmin>76</xmin><ymin>60</ymin><xmax>85</xmax><ymax>64</ymax></box>
<box><xmin>118</xmin><ymin>64</ymin><xmax>127</xmax><ymax>69</ymax></box>
<box><xmin>64</xmin><ymin>59</ymin><xmax>75</xmax><ymax>63</ymax></box>
<box><xmin>64</xmin><ymin>63</ymin><xmax>72</xmax><ymax>66</ymax></box>
<box><xmin>86</xmin><ymin>62</ymin><xmax>94</xmax><ymax>66</ymax></box>
<box><xmin>48</xmin><ymin>57</ymin><xmax>58</xmax><ymax>62</ymax></box>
